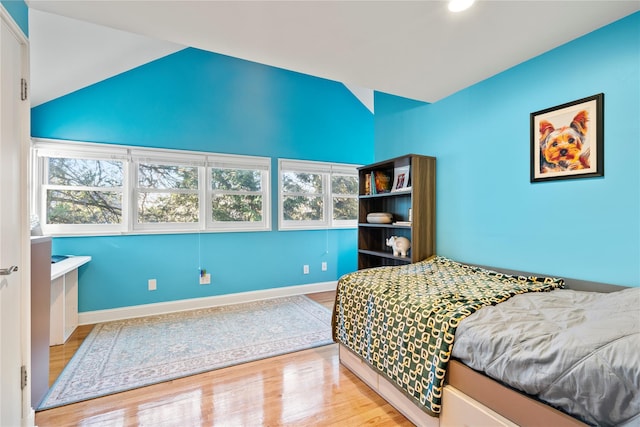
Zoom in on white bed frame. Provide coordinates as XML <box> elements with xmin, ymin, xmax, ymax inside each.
<box><xmin>339</xmin><ymin>344</ymin><xmax>586</xmax><ymax>427</ymax></box>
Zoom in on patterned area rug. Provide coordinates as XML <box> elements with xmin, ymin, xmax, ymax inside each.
<box><xmin>39</xmin><ymin>295</ymin><xmax>333</xmax><ymax>410</ymax></box>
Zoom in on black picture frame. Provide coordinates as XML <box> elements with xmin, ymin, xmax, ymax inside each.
<box><xmin>530</xmin><ymin>93</ymin><xmax>604</xmax><ymax>182</ymax></box>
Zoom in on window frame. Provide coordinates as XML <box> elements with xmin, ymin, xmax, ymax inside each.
<box><xmin>32</xmin><ymin>139</ymin><xmax>271</xmax><ymax>236</ymax></box>
<box><xmin>278</xmin><ymin>159</ymin><xmax>359</xmax><ymax>231</ymax></box>
<box><xmin>206</xmin><ymin>154</ymin><xmax>271</xmax><ymax>232</ymax></box>
<box><xmin>130</xmin><ymin>149</ymin><xmax>205</xmax><ymax>233</ymax></box>
<box><xmin>330</xmin><ymin>170</ymin><xmax>360</xmax><ymax>228</ymax></box>
<box><xmin>35</xmin><ymin>141</ymin><xmax>130</xmax><ymax>236</ymax></box>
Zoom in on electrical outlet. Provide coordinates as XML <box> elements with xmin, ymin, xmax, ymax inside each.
<box><xmin>200</xmin><ymin>273</ymin><xmax>211</xmax><ymax>285</ymax></box>
<box><xmin>303</xmin><ymin>265</ymin><xmax>309</xmax><ymax>274</ymax></box>
<box><xmin>148</xmin><ymin>279</ymin><xmax>157</xmax><ymax>291</ymax></box>
<box><xmin>321</xmin><ymin>262</ymin><xmax>327</xmax><ymax>271</ymax></box>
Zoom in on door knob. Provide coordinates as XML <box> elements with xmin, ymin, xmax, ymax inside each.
<box><xmin>0</xmin><ymin>265</ymin><xmax>18</xmax><ymax>275</ymax></box>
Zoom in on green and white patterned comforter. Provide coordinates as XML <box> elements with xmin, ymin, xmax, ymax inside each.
<box><xmin>332</xmin><ymin>256</ymin><xmax>564</xmax><ymax>416</ymax></box>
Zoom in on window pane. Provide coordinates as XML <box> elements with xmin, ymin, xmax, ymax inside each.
<box><xmin>283</xmin><ymin>195</ymin><xmax>323</xmax><ymax>221</ymax></box>
<box><xmin>47</xmin><ymin>190</ymin><xmax>122</xmax><ymax>224</ymax></box>
<box><xmin>333</xmin><ymin>197</ymin><xmax>357</xmax><ymax>221</ymax></box>
<box><xmin>139</xmin><ymin>164</ymin><xmax>198</xmax><ymax>190</ymax></box>
<box><xmin>212</xmin><ymin>195</ymin><xmax>263</xmax><ymax>222</ymax></box>
<box><xmin>282</xmin><ymin>172</ymin><xmax>322</xmax><ymax>194</ymax></box>
<box><xmin>48</xmin><ymin>158</ymin><xmax>123</xmax><ymax>187</ymax></box>
<box><xmin>138</xmin><ymin>193</ymin><xmax>199</xmax><ymax>223</ymax></box>
<box><xmin>211</xmin><ymin>168</ymin><xmax>262</xmax><ymax>192</ymax></box>
<box><xmin>332</xmin><ymin>175</ymin><xmax>358</xmax><ymax>195</ymax></box>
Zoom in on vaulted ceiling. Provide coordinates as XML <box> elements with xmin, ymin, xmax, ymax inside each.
<box><xmin>27</xmin><ymin>1</ymin><xmax>640</xmax><ymax>108</ymax></box>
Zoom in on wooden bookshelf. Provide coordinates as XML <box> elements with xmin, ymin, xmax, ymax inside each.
<box><xmin>357</xmin><ymin>154</ymin><xmax>436</xmax><ymax>269</ymax></box>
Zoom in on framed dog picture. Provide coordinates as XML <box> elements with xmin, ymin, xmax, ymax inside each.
<box><xmin>530</xmin><ymin>93</ymin><xmax>604</xmax><ymax>182</ymax></box>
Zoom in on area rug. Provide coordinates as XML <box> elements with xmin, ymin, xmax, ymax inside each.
<box><xmin>38</xmin><ymin>295</ymin><xmax>333</xmax><ymax>410</ymax></box>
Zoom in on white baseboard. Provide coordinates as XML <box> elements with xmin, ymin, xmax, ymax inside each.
<box><xmin>78</xmin><ymin>281</ymin><xmax>337</xmax><ymax>325</ymax></box>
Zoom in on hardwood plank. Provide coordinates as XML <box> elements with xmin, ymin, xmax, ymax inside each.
<box><xmin>305</xmin><ymin>290</ymin><xmax>336</xmax><ymax>311</ymax></box>
<box><xmin>37</xmin><ymin>292</ymin><xmax>412</xmax><ymax>426</ymax></box>
<box><xmin>48</xmin><ymin>324</ymin><xmax>94</xmax><ymax>386</ymax></box>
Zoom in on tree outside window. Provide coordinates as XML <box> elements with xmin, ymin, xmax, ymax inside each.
<box><xmin>137</xmin><ymin>163</ymin><xmax>199</xmax><ymax>224</ymax></box>
<box><xmin>46</xmin><ymin>157</ymin><xmax>123</xmax><ymax>225</ymax></box>
<box><xmin>34</xmin><ymin>140</ymin><xmax>271</xmax><ymax>235</ymax></box>
<box><xmin>211</xmin><ymin>168</ymin><xmax>264</xmax><ymax>222</ymax></box>
<box><xmin>279</xmin><ymin>159</ymin><xmax>359</xmax><ymax>230</ymax></box>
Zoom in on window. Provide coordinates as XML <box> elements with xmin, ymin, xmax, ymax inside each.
<box><xmin>331</xmin><ymin>173</ymin><xmax>359</xmax><ymax>226</ymax></box>
<box><xmin>278</xmin><ymin>159</ymin><xmax>359</xmax><ymax>230</ymax></box>
<box><xmin>207</xmin><ymin>154</ymin><xmax>271</xmax><ymax>231</ymax></box>
<box><xmin>136</xmin><ymin>162</ymin><xmax>199</xmax><ymax>224</ymax></box>
<box><xmin>131</xmin><ymin>149</ymin><xmax>205</xmax><ymax>232</ymax></box>
<box><xmin>33</xmin><ymin>139</ymin><xmax>270</xmax><ymax>235</ymax></box>
<box><xmin>36</xmin><ymin>143</ymin><xmax>129</xmax><ymax>235</ymax></box>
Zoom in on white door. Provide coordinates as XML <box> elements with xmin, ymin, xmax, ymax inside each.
<box><xmin>0</xmin><ymin>11</ymin><xmax>28</xmax><ymax>427</ymax></box>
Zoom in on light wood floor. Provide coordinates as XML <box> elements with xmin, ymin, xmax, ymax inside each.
<box><xmin>35</xmin><ymin>291</ymin><xmax>413</xmax><ymax>427</ymax></box>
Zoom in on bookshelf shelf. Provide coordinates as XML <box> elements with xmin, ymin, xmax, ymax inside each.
<box><xmin>358</xmin><ymin>223</ymin><xmax>412</xmax><ymax>229</ymax></box>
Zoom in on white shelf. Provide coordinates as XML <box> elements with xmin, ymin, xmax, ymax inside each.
<box><xmin>50</xmin><ymin>256</ymin><xmax>91</xmax><ymax>345</ymax></box>
<box><xmin>51</xmin><ymin>255</ymin><xmax>91</xmax><ymax>280</ymax></box>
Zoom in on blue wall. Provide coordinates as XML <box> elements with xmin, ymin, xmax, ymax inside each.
<box><xmin>32</xmin><ymin>48</ymin><xmax>374</xmax><ymax>311</ymax></box>
<box><xmin>1</xmin><ymin>0</ymin><xmax>28</xmax><ymax>36</ymax></box>
<box><xmin>375</xmin><ymin>12</ymin><xmax>639</xmax><ymax>287</ymax></box>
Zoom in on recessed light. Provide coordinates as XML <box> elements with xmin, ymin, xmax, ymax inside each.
<box><xmin>448</xmin><ymin>0</ymin><xmax>476</xmax><ymax>13</ymax></box>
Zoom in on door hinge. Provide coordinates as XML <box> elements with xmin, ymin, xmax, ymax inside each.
<box><xmin>20</xmin><ymin>78</ymin><xmax>28</xmax><ymax>101</ymax></box>
<box><xmin>20</xmin><ymin>365</ymin><xmax>27</xmax><ymax>390</ymax></box>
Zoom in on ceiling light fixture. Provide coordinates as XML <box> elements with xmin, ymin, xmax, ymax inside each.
<box><xmin>448</xmin><ymin>0</ymin><xmax>476</xmax><ymax>13</ymax></box>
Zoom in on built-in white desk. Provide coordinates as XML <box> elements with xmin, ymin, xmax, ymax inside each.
<box><xmin>50</xmin><ymin>256</ymin><xmax>91</xmax><ymax>345</ymax></box>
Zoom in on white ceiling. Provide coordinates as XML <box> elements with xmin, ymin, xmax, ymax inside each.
<box><xmin>26</xmin><ymin>1</ymin><xmax>640</xmax><ymax>108</ymax></box>
<box><xmin>28</xmin><ymin>10</ymin><xmax>184</xmax><ymax>107</ymax></box>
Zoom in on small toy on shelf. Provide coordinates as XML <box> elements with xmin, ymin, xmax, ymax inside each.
<box><xmin>385</xmin><ymin>236</ymin><xmax>411</xmax><ymax>258</ymax></box>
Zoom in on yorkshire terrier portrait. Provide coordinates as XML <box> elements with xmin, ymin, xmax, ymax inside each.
<box><xmin>539</xmin><ymin>110</ymin><xmax>590</xmax><ymax>173</ymax></box>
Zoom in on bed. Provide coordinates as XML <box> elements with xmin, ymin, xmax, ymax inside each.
<box><xmin>332</xmin><ymin>256</ymin><xmax>640</xmax><ymax>427</ymax></box>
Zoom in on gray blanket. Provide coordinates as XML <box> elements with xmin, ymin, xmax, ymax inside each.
<box><xmin>452</xmin><ymin>287</ymin><xmax>640</xmax><ymax>426</ymax></box>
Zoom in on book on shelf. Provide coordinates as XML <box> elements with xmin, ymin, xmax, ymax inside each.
<box><xmin>393</xmin><ymin>221</ymin><xmax>412</xmax><ymax>226</ymax></box>
<box><xmin>373</xmin><ymin>170</ymin><xmax>392</xmax><ymax>194</ymax></box>
<box><xmin>391</xmin><ymin>165</ymin><xmax>411</xmax><ymax>192</ymax></box>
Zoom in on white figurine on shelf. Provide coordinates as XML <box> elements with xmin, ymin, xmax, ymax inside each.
<box><xmin>386</xmin><ymin>236</ymin><xmax>411</xmax><ymax>258</ymax></box>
